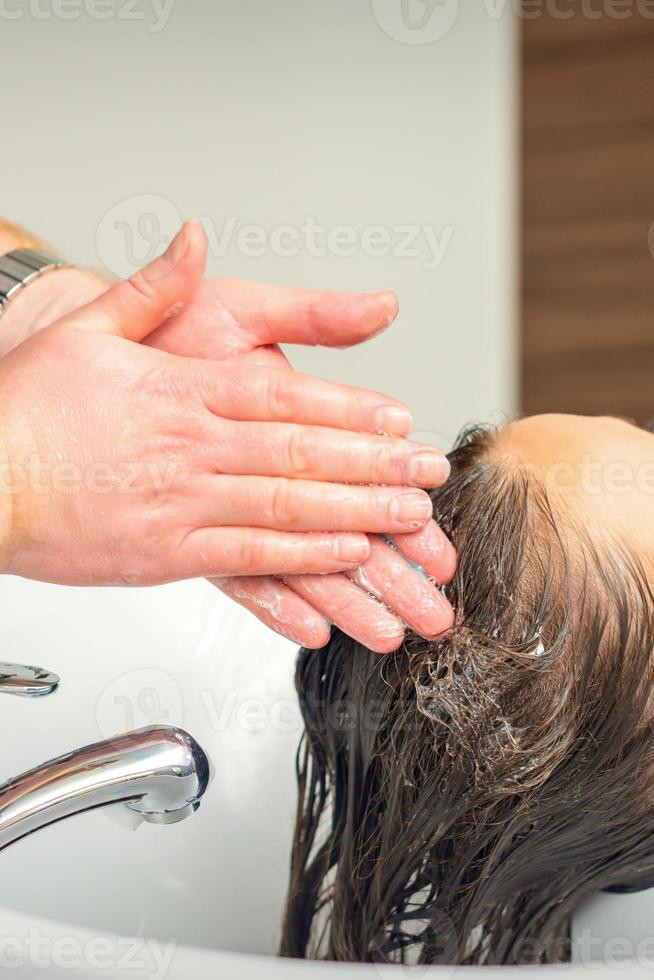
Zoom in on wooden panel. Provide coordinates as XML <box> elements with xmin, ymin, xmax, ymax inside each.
<box><xmin>521</xmin><ymin>6</ymin><xmax>654</xmax><ymax>423</ymax></box>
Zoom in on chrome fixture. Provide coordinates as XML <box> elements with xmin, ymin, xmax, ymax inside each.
<box><xmin>0</xmin><ymin>662</ymin><xmax>60</xmax><ymax>697</ymax></box>
<box><xmin>0</xmin><ymin>725</ymin><xmax>211</xmax><ymax>850</ymax></box>
<box><xmin>0</xmin><ymin>662</ymin><xmax>210</xmax><ymax>849</ymax></box>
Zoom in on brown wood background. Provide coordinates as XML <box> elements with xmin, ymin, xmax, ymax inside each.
<box><xmin>521</xmin><ymin>7</ymin><xmax>654</xmax><ymax>423</ymax></box>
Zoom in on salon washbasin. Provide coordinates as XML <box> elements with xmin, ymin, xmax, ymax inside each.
<box><xmin>0</xmin><ymin>576</ymin><xmax>650</xmax><ymax>978</ymax></box>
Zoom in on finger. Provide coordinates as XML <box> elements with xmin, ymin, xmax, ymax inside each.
<box><xmin>200</xmin><ymin>361</ymin><xmax>413</xmax><ymax>436</ymax></box>
<box><xmin>212</xmin><ymin>278</ymin><xmax>399</xmax><ymax>349</ymax></box>
<box><xmin>347</xmin><ymin>537</ymin><xmax>454</xmax><ymax>639</ymax></box>
<box><xmin>67</xmin><ymin>222</ymin><xmax>207</xmax><ymax>341</ymax></box>
<box><xmin>193</xmin><ymin>477</ymin><xmax>434</xmax><ymax>534</ymax></box>
<box><xmin>239</xmin><ymin>344</ymin><xmax>289</xmax><ymax>369</ymax></box>
<box><xmin>203</xmin><ymin>423</ymin><xmax>449</xmax><ymax>487</ymax></box>
<box><xmin>210</xmin><ymin>575</ymin><xmax>331</xmax><ymax>648</ymax></box>
<box><xmin>389</xmin><ymin>520</ymin><xmax>457</xmax><ymax>584</ymax></box>
<box><xmin>174</xmin><ymin>528</ymin><xmax>371</xmax><ymax>577</ymax></box>
<box><xmin>285</xmin><ymin>574</ymin><xmax>405</xmax><ymax>654</ymax></box>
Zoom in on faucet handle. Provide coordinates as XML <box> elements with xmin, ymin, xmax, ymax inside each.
<box><xmin>0</xmin><ymin>663</ymin><xmax>60</xmax><ymax>697</ymax></box>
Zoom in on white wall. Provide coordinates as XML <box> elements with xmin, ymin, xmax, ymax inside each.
<box><xmin>2</xmin><ymin>0</ymin><xmax>518</xmax><ymax>447</ymax></box>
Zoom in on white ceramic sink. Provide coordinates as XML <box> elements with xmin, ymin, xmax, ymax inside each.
<box><xmin>0</xmin><ymin>576</ymin><xmax>650</xmax><ymax>979</ymax></box>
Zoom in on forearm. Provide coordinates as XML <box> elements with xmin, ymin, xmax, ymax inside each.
<box><xmin>0</xmin><ymin>218</ymin><xmax>109</xmax><ymax>356</ymax></box>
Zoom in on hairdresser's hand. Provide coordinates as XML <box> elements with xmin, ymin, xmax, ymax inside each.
<box><xmin>144</xmin><ymin>231</ymin><xmax>456</xmax><ymax>651</ymax></box>
<box><xmin>0</xmin><ymin>226</ymin><xmax>445</xmax><ymax>587</ymax></box>
<box><xmin>0</xmin><ymin>221</ymin><xmax>455</xmax><ymax>648</ymax></box>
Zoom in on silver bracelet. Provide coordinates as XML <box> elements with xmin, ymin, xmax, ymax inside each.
<box><xmin>0</xmin><ymin>249</ymin><xmax>70</xmax><ymax>318</ymax></box>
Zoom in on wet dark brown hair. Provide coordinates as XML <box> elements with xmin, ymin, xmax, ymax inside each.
<box><xmin>281</xmin><ymin>424</ymin><xmax>654</xmax><ymax>966</ymax></box>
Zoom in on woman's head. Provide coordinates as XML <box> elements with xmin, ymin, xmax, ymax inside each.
<box><xmin>281</xmin><ymin>415</ymin><xmax>654</xmax><ymax>966</ymax></box>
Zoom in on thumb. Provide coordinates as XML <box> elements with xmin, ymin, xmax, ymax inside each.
<box><xmin>66</xmin><ymin>221</ymin><xmax>207</xmax><ymax>341</ymax></box>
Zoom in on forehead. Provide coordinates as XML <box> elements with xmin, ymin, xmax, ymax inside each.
<box><xmin>495</xmin><ymin>414</ymin><xmax>654</xmax><ymax>570</ymax></box>
<box><xmin>498</xmin><ymin>414</ymin><xmax>640</xmax><ymax>469</ymax></box>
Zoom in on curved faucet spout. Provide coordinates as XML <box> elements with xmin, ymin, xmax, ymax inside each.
<box><xmin>0</xmin><ymin>726</ymin><xmax>211</xmax><ymax>850</ymax></box>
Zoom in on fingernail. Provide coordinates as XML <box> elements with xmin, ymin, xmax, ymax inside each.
<box><xmin>390</xmin><ymin>492</ymin><xmax>433</xmax><ymax>529</ymax></box>
<box><xmin>374</xmin><ymin>405</ymin><xmax>413</xmax><ymax>435</ymax></box>
<box><xmin>426</xmin><ymin>604</ymin><xmax>455</xmax><ymax>639</ymax></box>
<box><xmin>166</xmin><ymin>224</ymin><xmax>190</xmax><ymax>266</ymax></box>
<box><xmin>375</xmin><ymin>291</ymin><xmax>399</xmax><ymax>327</ymax></box>
<box><xmin>421</xmin><ymin>591</ymin><xmax>454</xmax><ymax>632</ymax></box>
<box><xmin>334</xmin><ymin>537</ymin><xmax>370</xmax><ymax>564</ymax></box>
<box><xmin>408</xmin><ymin>452</ymin><xmax>451</xmax><ymax>486</ymax></box>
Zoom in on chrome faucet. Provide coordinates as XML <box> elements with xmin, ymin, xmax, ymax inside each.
<box><xmin>0</xmin><ymin>664</ymin><xmax>211</xmax><ymax>850</ymax></box>
<box><xmin>0</xmin><ymin>662</ymin><xmax>60</xmax><ymax>698</ymax></box>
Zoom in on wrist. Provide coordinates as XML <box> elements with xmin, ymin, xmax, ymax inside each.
<box><xmin>0</xmin><ymin>267</ymin><xmax>110</xmax><ymax>356</ymax></box>
<box><xmin>0</xmin><ymin>385</ymin><xmax>20</xmax><ymax>576</ymax></box>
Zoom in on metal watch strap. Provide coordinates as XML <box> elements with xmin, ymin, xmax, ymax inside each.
<box><xmin>0</xmin><ymin>248</ymin><xmax>69</xmax><ymax>318</ymax></box>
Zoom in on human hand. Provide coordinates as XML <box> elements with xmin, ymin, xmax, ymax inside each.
<box><xmin>144</xmin><ymin>232</ymin><xmax>456</xmax><ymax>651</ymax></box>
<box><xmin>0</xmin><ymin>225</ymin><xmax>447</xmax><ymax>591</ymax></box>
<box><xmin>0</xmin><ymin>221</ymin><xmax>455</xmax><ymax>648</ymax></box>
